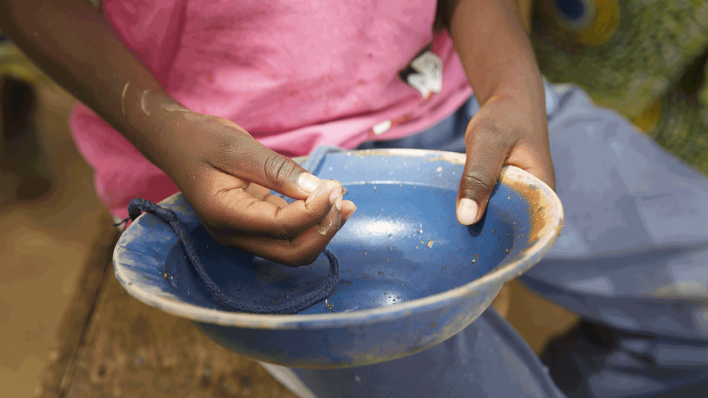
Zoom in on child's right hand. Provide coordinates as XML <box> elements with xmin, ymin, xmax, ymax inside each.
<box><xmin>149</xmin><ymin>108</ymin><xmax>357</xmax><ymax>267</ymax></box>
<box><xmin>0</xmin><ymin>0</ymin><xmax>356</xmax><ymax>266</ymax></box>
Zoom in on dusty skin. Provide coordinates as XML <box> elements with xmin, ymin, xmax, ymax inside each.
<box><xmin>140</xmin><ymin>89</ymin><xmax>150</xmax><ymax>116</ymax></box>
<box><xmin>120</xmin><ymin>81</ymin><xmax>129</xmax><ymax>116</ymax></box>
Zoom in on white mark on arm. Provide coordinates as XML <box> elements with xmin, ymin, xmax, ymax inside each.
<box><xmin>121</xmin><ymin>81</ymin><xmax>130</xmax><ymax>116</ymax></box>
<box><xmin>183</xmin><ymin>112</ymin><xmax>207</xmax><ymax>122</ymax></box>
<box><xmin>161</xmin><ymin>103</ymin><xmax>190</xmax><ymax>112</ymax></box>
<box><xmin>140</xmin><ymin>89</ymin><xmax>151</xmax><ymax>115</ymax></box>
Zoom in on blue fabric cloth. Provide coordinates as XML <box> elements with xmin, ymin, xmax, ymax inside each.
<box><xmin>527</xmin><ymin>85</ymin><xmax>708</xmax><ymax>397</ymax></box>
<box><xmin>365</xmin><ymin>80</ymin><xmax>708</xmax><ymax>340</ymax></box>
<box><xmin>275</xmin><ymin>78</ymin><xmax>708</xmax><ymax>397</ymax></box>
<box><xmin>542</xmin><ymin>320</ymin><xmax>708</xmax><ymax>398</ymax></box>
<box><xmin>291</xmin><ymin>308</ymin><xmax>565</xmax><ymax>398</ymax></box>
<box><xmin>283</xmin><ymin>80</ymin><xmax>566</xmax><ymax>398</ymax></box>
<box><xmin>358</xmin><ymin>80</ymin><xmax>708</xmax><ymax>398</ymax></box>
<box><xmin>268</xmin><ymin>83</ymin><xmax>566</xmax><ymax>398</ymax></box>
<box><xmin>523</xmin><ymin>85</ymin><xmax>708</xmax><ymax>341</ymax></box>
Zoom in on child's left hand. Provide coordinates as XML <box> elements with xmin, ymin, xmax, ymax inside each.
<box><xmin>455</xmin><ymin>83</ymin><xmax>556</xmax><ymax>225</ymax></box>
<box><xmin>446</xmin><ymin>0</ymin><xmax>556</xmax><ymax>225</ymax></box>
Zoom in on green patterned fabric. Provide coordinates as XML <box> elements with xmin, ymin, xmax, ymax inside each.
<box><xmin>650</xmin><ymin>58</ymin><xmax>708</xmax><ymax>175</ymax></box>
<box><xmin>533</xmin><ymin>0</ymin><xmax>708</xmax><ymax>175</ymax></box>
<box><xmin>533</xmin><ymin>0</ymin><xmax>708</xmax><ymax>120</ymax></box>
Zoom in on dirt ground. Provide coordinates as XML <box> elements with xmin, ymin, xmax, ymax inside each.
<box><xmin>0</xmin><ymin>84</ymin><xmax>104</xmax><ymax>398</ymax></box>
<box><xmin>0</xmin><ymin>83</ymin><xmax>577</xmax><ymax>398</ymax></box>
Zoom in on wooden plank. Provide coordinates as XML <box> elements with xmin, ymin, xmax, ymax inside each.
<box><xmin>38</xmin><ymin>213</ymin><xmax>294</xmax><ymax>398</ymax></box>
<box><xmin>36</xmin><ymin>211</ymin><xmax>514</xmax><ymax>398</ymax></box>
<box><xmin>505</xmin><ymin>279</ymin><xmax>580</xmax><ymax>354</ymax></box>
<box><xmin>64</xmin><ymin>268</ymin><xmax>513</xmax><ymax>398</ymax></box>
<box><xmin>62</xmin><ymin>263</ymin><xmax>296</xmax><ymax>398</ymax></box>
<box><xmin>38</xmin><ymin>211</ymin><xmax>119</xmax><ymax>398</ymax></box>
<box><xmin>491</xmin><ymin>282</ymin><xmax>512</xmax><ymax>319</ymax></box>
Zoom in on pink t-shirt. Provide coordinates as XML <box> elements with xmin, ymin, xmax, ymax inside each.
<box><xmin>70</xmin><ymin>0</ymin><xmax>472</xmax><ymax>219</ymax></box>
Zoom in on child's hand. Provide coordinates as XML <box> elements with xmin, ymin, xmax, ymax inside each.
<box><xmin>157</xmin><ymin>112</ymin><xmax>357</xmax><ymax>267</ymax></box>
<box><xmin>447</xmin><ymin>0</ymin><xmax>556</xmax><ymax>225</ymax></box>
<box><xmin>456</xmin><ymin>90</ymin><xmax>556</xmax><ymax>225</ymax></box>
<box><xmin>0</xmin><ymin>0</ymin><xmax>356</xmax><ymax>266</ymax></box>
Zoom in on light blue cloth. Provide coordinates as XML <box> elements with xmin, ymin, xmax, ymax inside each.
<box><xmin>289</xmin><ymin>308</ymin><xmax>565</xmax><ymax>398</ymax></box>
<box><xmin>366</xmin><ymin>79</ymin><xmax>708</xmax><ymax>341</ymax></box>
<box><xmin>362</xmin><ymin>79</ymin><xmax>708</xmax><ymax>398</ymax></box>
<box><xmin>524</xmin><ymin>84</ymin><xmax>708</xmax><ymax>341</ymax></box>
<box><xmin>265</xmin><ymin>81</ymin><xmax>566</xmax><ymax>398</ymax></box>
<box><xmin>270</xmin><ymin>78</ymin><xmax>708</xmax><ymax>397</ymax></box>
<box><xmin>528</xmin><ymin>85</ymin><xmax>708</xmax><ymax>397</ymax></box>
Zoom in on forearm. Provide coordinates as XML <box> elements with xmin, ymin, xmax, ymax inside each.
<box><xmin>0</xmin><ymin>0</ymin><xmax>182</xmax><ymax>171</ymax></box>
<box><xmin>449</xmin><ymin>0</ymin><xmax>543</xmax><ymax>106</ymax></box>
<box><xmin>446</xmin><ymin>0</ymin><xmax>555</xmax><ymax>207</ymax></box>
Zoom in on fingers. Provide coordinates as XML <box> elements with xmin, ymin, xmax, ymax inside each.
<box><xmin>457</xmin><ymin>120</ymin><xmax>512</xmax><ymax>225</ymax></box>
<box><xmin>206</xmin><ymin>179</ymin><xmax>345</xmax><ymax>240</ymax></box>
<box><xmin>340</xmin><ymin>200</ymin><xmax>357</xmax><ymax>222</ymax></box>
<box><xmin>507</xmin><ymin>144</ymin><xmax>556</xmax><ymax>191</ymax></box>
<box><xmin>263</xmin><ymin>194</ymin><xmax>288</xmax><ymax>207</ymax></box>
<box><xmin>264</xmin><ymin>199</ymin><xmax>357</xmax><ymax>266</ymax></box>
<box><xmin>244</xmin><ymin>183</ymin><xmax>272</xmax><ymax>200</ymax></box>
<box><xmin>245</xmin><ymin>183</ymin><xmax>289</xmax><ymax>207</ymax></box>
<box><xmin>211</xmin><ymin>194</ymin><xmax>358</xmax><ymax>267</ymax></box>
<box><xmin>240</xmin><ymin>148</ymin><xmax>324</xmax><ymax>199</ymax></box>
<box><xmin>174</xmin><ymin>114</ymin><xmax>360</xmax><ymax>266</ymax></box>
<box><xmin>458</xmin><ymin>109</ymin><xmax>556</xmax><ymax>226</ymax></box>
<box><xmin>210</xmin><ymin>127</ymin><xmax>324</xmax><ymax>200</ymax></box>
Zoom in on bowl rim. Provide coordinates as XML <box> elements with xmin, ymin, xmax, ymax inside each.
<box><xmin>113</xmin><ymin>149</ymin><xmax>564</xmax><ymax>329</ymax></box>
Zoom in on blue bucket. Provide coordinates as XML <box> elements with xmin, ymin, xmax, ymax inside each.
<box><xmin>113</xmin><ymin>149</ymin><xmax>563</xmax><ymax>368</ymax></box>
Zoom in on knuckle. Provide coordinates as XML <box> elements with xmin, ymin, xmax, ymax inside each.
<box><xmin>273</xmin><ymin>223</ymin><xmax>297</xmax><ymax>240</ymax></box>
<box><xmin>294</xmin><ymin>254</ymin><xmax>318</xmax><ymax>267</ymax></box>
<box><xmin>263</xmin><ymin>155</ymin><xmax>297</xmax><ymax>189</ymax></box>
<box><xmin>284</xmin><ymin>241</ymin><xmax>321</xmax><ymax>267</ymax></box>
<box><xmin>205</xmin><ymin>228</ymin><xmax>230</xmax><ymax>247</ymax></box>
<box><xmin>283</xmin><ymin>253</ymin><xmax>313</xmax><ymax>268</ymax></box>
<box><xmin>280</xmin><ymin>258</ymin><xmax>302</xmax><ymax>267</ymax></box>
<box><xmin>460</xmin><ymin>169</ymin><xmax>497</xmax><ymax>196</ymax></box>
<box><xmin>270</xmin><ymin>208</ymin><xmax>300</xmax><ymax>239</ymax></box>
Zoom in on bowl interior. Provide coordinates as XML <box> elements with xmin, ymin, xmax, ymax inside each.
<box><xmin>115</xmin><ymin>149</ymin><xmax>561</xmax><ymax>326</ymax></box>
<box><xmin>164</xmin><ymin>181</ymin><xmax>524</xmax><ymax>315</ymax></box>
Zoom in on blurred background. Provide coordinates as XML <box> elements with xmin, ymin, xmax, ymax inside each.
<box><xmin>1</xmin><ymin>0</ymin><xmax>707</xmax><ymax>397</ymax></box>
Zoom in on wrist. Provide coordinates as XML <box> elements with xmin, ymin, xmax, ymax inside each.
<box><xmin>450</xmin><ymin>0</ymin><xmax>542</xmax><ymax>106</ymax></box>
<box><xmin>483</xmin><ymin>61</ymin><xmax>544</xmax><ymax>104</ymax></box>
<box><xmin>121</xmin><ymin>88</ymin><xmax>193</xmax><ymax>173</ymax></box>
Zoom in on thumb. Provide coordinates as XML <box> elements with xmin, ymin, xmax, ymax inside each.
<box><xmin>220</xmin><ymin>137</ymin><xmax>325</xmax><ymax>200</ymax></box>
<box><xmin>457</xmin><ymin>129</ymin><xmax>509</xmax><ymax>226</ymax></box>
<box><xmin>259</xmin><ymin>152</ymin><xmax>324</xmax><ymax>199</ymax></box>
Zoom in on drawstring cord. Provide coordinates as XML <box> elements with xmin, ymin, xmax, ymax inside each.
<box><xmin>116</xmin><ymin>146</ymin><xmax>344</xmax><ymax>314</ymax></box>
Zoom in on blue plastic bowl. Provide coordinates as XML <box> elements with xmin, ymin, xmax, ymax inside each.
<box><xmin>114</xmin><ymin>149</ymin><xmax>563</xmax><ymax>368</ymax></box>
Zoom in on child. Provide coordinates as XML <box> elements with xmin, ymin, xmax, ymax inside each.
<box><xmin>2</xmin><ymin>1</ymin><xmax>569</xmax><ymax>396</ymax></box>
<box><xmin>0</xmin><ymin>0</ymin><xmax>555</xmax><ymax>267</ymax></box>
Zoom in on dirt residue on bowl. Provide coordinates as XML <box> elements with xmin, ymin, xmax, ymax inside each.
<box><xmin>502</xmin><ymin>177</ymin><xmax>561</xmax><ymax>245</ymax></box>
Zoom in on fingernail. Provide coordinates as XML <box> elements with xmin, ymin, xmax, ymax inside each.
<box><xmin>298</xmin><ymin>173</ymin><xmax>323</xmax><ymax>194</ymax></box>
<box><xmin>305</xmin><ymin>181</ymin><xmax>328</xmax><ymax>205</ymax></box>
<box><xmin>344</xmin><ymin>205</ymin><xmax>357</xmax><ymax>221</ymax></box>
<box><xmin>340</xmin><ymin>200</ymin><xmax>356</xmax><ymax>221</ymax></box>
<box><xmin>457</xmin><ymin>198</ymin><xmax>479</xmax><ymax>225</ymax></box>
<box><xmin>329</xmin><ymin>184</ymin><xmax>342</xmax><ymax>206</ymax></box>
